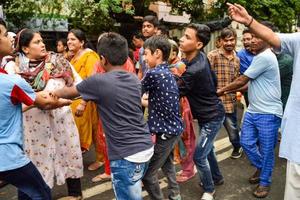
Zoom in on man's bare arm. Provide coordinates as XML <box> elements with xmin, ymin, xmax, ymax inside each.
<box><xmin>53</xmin><ymin>85</ymin><xmax>80</xmax><ymax>100</ymax></box>
<box><xmin>33</xmin><ymin>91</ymin><xmax>72</xmax><ymax>110</ymax></box>
<box><xmin>217</xmin><ymin>75</ymin><xmax>249</xmax><ymax>96</ymax></box>
<box><xmin>227</xmin><ymin>3</ymin><xmax>281</xmax><ymax>49</ymax></box>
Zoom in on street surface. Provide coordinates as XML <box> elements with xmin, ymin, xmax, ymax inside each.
<box><xmin>0</xmin><ymin>105</ymin><xmax>286</xmax><ymax>200</ymax></box>
<box><xmin>0</xmin><ymin>127</ymin><xmax>286</xmax><ymax>200</ymax></box>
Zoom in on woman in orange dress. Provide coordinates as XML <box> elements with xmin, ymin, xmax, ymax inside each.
<box><xmin>67</xmin><ymin>29</ymin><xmax>103</xmax><ymax>170</ymax></box>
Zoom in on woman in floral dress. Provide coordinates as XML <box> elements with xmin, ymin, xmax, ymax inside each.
<box><xmin>14</xmin><ymin>29</ymin><xmax>83</xmax><ymax>199</ymax></box>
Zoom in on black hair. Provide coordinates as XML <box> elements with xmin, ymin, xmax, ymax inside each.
<box><xmin>187</xmin><ymin>23</ymin><xmax>211</xmax><ymax>48</ymax></box>
<box><xmin>0</xmin><ymin>18</ymin><xmax>6</xmax><ymax>28</ymax></box>
<box><xmin>132</xmin><ymin>31</ymin><xmax>145</xmax><ymax>41</ymax></box>
<box><xmin>16</xmin><ymin>29</ymin><xmax>40</xmax><ymax>53</ymax></box>
<box><xmin>260</xmin><ymin>21</ymin><xmax>279</xmax><ymax>32</ymax></box>
<box><xmin>97</xmin><ymin>32</ymin><xmax>128</xmax><ymax>66</ymax></box>
<box><xmin>143</xmin><ymin>35</ymin><xmax>171</xmax><ymax>61</ymax></box>
<box><xmin>242</xmin><ymin>28</ymin><xmax>251</xmax><ymax>35</ymax></box>
<box><xmin>220</xmin><ymin>27</ymin><xmax>237</xmax><ymax>39</ymax></box>
<box><xmin>143</xmin><ymin>15</ymin><xmax>159</xmax><ymax>27</ymax></box>
<box><xmin>157</xmin><ymin>24</ymin><xmax>169</xmax><ymax>36</ymax></box>
<box><xmin>69</xmin><ymin>29</ymin><xmax>87</xmax><ymax>48</ymax></box>
<box><xmin>0</xmin><ymin>18</ymin><xmax>7</xmax><ymax>35</ymax></box>
<box><xmin>57</xmin><ymin>38</ymin><xmax>67</xmax><ymax>46</ymax></box>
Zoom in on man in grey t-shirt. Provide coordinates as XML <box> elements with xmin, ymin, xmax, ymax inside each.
<box><xmin>54</xmin><ymin>32</ymin><xmax>153</xmax><ymax>200</ymax></box>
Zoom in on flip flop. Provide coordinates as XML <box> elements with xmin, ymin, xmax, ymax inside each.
<box><xmin>92</xmin><ymin>173</ymin><xmax>111</xmax><ymax>183</ymax></box>
<box><xmin>88</xmin><ymin>162</ymin><xmax>104</xmax><ymax>171</ymax></box>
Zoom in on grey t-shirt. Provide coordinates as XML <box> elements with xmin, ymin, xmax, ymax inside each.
<box><xmin>77</xmin><ymin>70</ymin><xmax>153</xmax><ymax>161</ymax></box>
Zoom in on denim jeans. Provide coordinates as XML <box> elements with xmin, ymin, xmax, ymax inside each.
<box><xmin>224</xmin><ymin>111</ymin><xmax>241</xmax><ymax>149</ymax></box>
<box><xmin>194</xmin><ymin>117</ymin><xmax>224</xmax><ymax>193</ymax></box>
<box><xmin>110</xmin><ymin>159</ymin><xmax>148</xmax><ymax>200</ymax></box>
<box><xmin>143</xmin><ymin>134</ymin><xmax>181</xmax><ymax>200</ymax></box>
<box><xmin>0</xmin><ymin>162</ymin><xmax>51</xmax><ymax>200</ymax></box>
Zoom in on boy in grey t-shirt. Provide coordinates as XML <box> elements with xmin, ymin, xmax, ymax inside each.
<box><xmin>53</xmin><ymin>32</ymin><xmax>154</xmax><ymax>200</ymax></box>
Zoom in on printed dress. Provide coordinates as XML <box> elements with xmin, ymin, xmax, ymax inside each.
<box><xmin>18</xmin><ymin>53</ymin><xmax>83</xmax><ymax>188</ymax></box>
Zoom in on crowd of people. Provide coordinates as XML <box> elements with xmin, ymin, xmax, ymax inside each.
<box><xmin>0</xmin><ymin>3</ymin><xmax>299</xmax><ymax>200</ymax></box>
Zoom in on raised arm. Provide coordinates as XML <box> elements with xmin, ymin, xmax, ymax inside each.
<box><xmin>227</xmin><ymin>3</ymin><xmax>281</xmax><ymax>49</ymax></box>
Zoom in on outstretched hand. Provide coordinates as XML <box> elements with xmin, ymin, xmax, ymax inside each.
<box><xmin>226</xmin><ymin>3</ymin><xmax>252</xmax><ymax>25</ymax></box>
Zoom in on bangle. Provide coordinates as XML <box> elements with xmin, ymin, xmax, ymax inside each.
<box><xmin>246</xmin><ymin>17</ymin><xmax>254</xmax><ymax>27</ymax></box>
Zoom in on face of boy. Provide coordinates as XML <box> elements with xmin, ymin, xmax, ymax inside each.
<box><xmin>179</xmin><ymin>28</ymin><xmax>201</xmax><ymax>54</ymax></box>
<box><xmin>0</xmin><ymin>25</ymin><xmax>13</xmax><ymax>57</ymax></box>
<box><xmin>144</xmin><ymin>48</ymin><xmax>157</xmax><ymax>68</ymax></box>
<box><xmin>142</xmin><ymin>21</ymin><xmax>157</xmax><ymax>38</ymax></box>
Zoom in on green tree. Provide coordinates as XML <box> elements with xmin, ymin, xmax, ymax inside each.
<box><xmin>3</xmin><ymin>0</ymin><xmax>134</xmax><ymax>34</ymax></box>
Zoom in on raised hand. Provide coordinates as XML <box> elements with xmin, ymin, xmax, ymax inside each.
<box><xmin>227</xmin><ymin>3</ymin><xmax>252</xmax><ymax>26</ymax></box>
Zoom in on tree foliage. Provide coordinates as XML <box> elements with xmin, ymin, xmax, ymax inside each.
<box><xmin>3</xmin><ymin>0</ymin><xmax>134</xmax><ymax>34</ymax></box>
<box><xmin>170</xmin><ymin>0</ymin><xmax>300</xmax><ymax>32</ymax></box>
<box><xmin>2</xmin><ymin>0</ymin><xmax>300</xmax><ymax>33</ymax></box>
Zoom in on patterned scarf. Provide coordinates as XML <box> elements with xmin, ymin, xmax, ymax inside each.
<box><xmin>17</xmin><ymin>52</ymin><xmax>74</xmax><ymax>91</ymax></box>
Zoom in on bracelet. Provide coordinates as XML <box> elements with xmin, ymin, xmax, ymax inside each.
<box><xmin>246</xmin><ymin>17</ymin><xmax>254</xmax><ymax>27</ymax></box>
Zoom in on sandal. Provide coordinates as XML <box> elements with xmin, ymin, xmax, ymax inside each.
<box><xmin>249</xmin><ymin>169</ymin><xmax>260</xmax><ymax>184</ymax></box>
<box><xmin>88</xmin><ymin>162</ymin><xmax>104</xmax><ymax>171</ymax></box>
<box><xmin>176</xmin><ymin>172</ymin><xmax>196</xmax><ymax>183</ymax></box>
<box><xmin>253</xmin><ymin>185</ymin><xmax>270</xmax><ymax>198</ymax></box>
<box><xmin>201</xmin><ymin>192</ymin><xmax>214</xmax><ymax>200</ymax></box>
<box><xmin>91</xmin><ymin>173</ymin><xmax>111</xmax><ymax>183</ymax></box>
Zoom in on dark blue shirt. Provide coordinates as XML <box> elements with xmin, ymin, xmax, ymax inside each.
<box><xmin>142</xmin><ymin>63</ymin><xmax>183</xmax><ymax>135</ymax></box>
<box><xmin>237</xmin><ymin>49</ymin><xmax>254</xmax><ymax>74</ymax></box>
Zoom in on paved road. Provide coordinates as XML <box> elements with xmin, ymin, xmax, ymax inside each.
<box><xmin>0</xmin><ymin>124</ymin><xmax>286</xmax><ymax>200</ymax></box>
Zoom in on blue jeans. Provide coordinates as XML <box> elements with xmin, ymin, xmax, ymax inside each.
<box><xmin>241</xmin><ymin>112</ymin><xmax>281</xmax><ymax>186</ymax></box>
<box><xmin>224</xmin><ymin>111</ymin><xmax>241</xmax><ymax>149</ymax></box>
<box><xmin>194</xmin><ymin>117</ymin><xmax>224</xmax><ymax>193</ymax></box>
<box><xmin>110</xmin><ymin>159</ymin><xmax>148</xmax><ymax>200</ymax></box>
<box><xmin>0</xmin><ymin>162</ymin><xmax>51</xmax><ymax>200</ymax></box>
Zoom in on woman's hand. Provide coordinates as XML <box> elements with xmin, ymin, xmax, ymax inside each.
<box><xmin>75</xmin><ymin>100</ymin><xmax>87</xmax><ymax>117</ymax></box>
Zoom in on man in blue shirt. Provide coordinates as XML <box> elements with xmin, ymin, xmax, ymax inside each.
<box><xmin>227</xmin><ymin>3</ymin><xmax>300</xmax><ymax>199</ymax></box>
<box><xmin>0</xmin><ymin>18</ymin><xmax>72</xmax><ymax>199</ymax></box>
<box><xmin>217</xmin><ymin>21</ymin><xmax>282</xmax><ymax>198</ymax></box>
<box><xmin>237</xmin><ymin>29</ymin><xmax>255</xmax><ymax>106</ymax></box>
<box><xmin>237</xmin><ymin>29</ymin><xmax>255</xmax><ymax>75</ymax></box>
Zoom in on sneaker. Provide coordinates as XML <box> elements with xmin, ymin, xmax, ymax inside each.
<box><xmin>231</xmin><ymin>147</ymin><xmax>243</xmax><ymax>159</ymax></box>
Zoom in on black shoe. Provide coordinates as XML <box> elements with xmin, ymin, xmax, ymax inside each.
<box><xmin>231</xmin><ymin>147</ymin><xmax>243</xmax><ymax>159</ymax></box>
<box><xmin>214</xmin><ymin>179</ymin><xmax>224</xmax><ymax>186</ymax></box>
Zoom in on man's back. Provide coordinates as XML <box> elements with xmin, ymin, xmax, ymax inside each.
<box><xmin>77</xmin><ymin>70</ymin><xmax>153</xmax><ymax>160</ymax></box>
